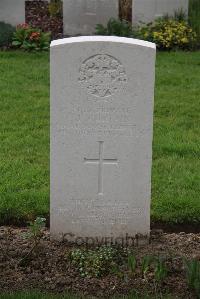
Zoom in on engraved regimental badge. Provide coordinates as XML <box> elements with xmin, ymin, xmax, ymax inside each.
<box><xmin>79</xmin><ymin>54</ymin><xmax>127</xmax><ymax>98</ymax></box>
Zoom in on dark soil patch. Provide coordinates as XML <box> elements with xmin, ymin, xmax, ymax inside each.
<box><xmin>0</xmin><ymin>227</ymin><xmax>200</xmax><ymax>298</ymax></box>
<box><xmin>151</xmin><ymin>222</ymin><xmax>200</xmax><ymax>233</ymax></box>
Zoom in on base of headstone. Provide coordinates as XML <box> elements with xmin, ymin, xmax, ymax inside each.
<box><xmin>51</xmin><ymin>232</ymin><xmax>150</xmax><ymax>247</ymax></box>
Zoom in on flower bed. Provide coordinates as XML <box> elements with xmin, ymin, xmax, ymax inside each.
<box><xmin>0</xmin><ymin>226</ymin><xmax>200</xmax><ymax>298</ymax></box>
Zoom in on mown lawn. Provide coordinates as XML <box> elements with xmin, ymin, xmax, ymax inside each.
<box><xmin>0</xmin><ymin>51</ymin><xmax>49</xmax><ymax>224</ymax></box>
<box><xmin>0</xmin><ymin>50</ymin><xmax>199</xmax><ymax>226</ymax></box>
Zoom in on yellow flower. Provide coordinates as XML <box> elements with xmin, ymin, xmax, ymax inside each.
<box><xmin>181</xmin><ymin>37</ymin><xmax>188</xmax><ymax>44</ymax></box>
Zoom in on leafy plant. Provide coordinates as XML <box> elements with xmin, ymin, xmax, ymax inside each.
<box><xmin>70</xmin><ymin>246</ymin><xmax>118</xmax><ymax>278</ymax></box>
<box><xmin>162</xmin><ymin>9</ymin><xmax>187</xmax><ymax>22</ymax></box>
<box><xmin>138</xmin><ymin>18</ymin><xmax>197</xmax><ymax>50</ymax></box>
<box><xmin>0</xmin><ymin>22</ymin><xmax>15</xmax><ymax>48</ymax></box>
<box><xmin>18</xmin><ymin>217</ymin><xmax>46</xmax><ymax>266</ymax></box>
<box><xmin>96</xmin><ymin>18</ymin><xmax>136</xmax><ymax>37</ymax></box>
<box><xmin>141</xmin><ymin>255</ymin><xmax>168</xmax><ymax>283</ymax></box>
<box><xmin>127</xmin><ymin>252</ymin><xmax>137</xmax><ymax>274</ymax></box>
<box><xmin>28</xmin><ymin>217</ymin><xmax>46</xmax><ymax>240</ymax></box>
<box><xmin>154</xmin><ymin>256</ymin><xmax>168</xmax><ymax>283</ymax></box>
<box><xmin>174</xmin><ymin>8</ymin><xmax>187</xmax><ymax>22</ymax></box>
<box><xmin>12</xmin><ymin>23</ymin><xmax>50</xmax><ymax>51</ymax></box>
<box><xmin>184</xmin><ymin>258</ymin><xmax>200</xmax><ymax>298</ymax></box>
<box><xmin>141</xmin><ymin>255</ymin><xmax>155</xmax><ymax>279</ymax></box>
<box><xmin>189</xmin><ymin>0</ymin><xmax>200</xmax><ymax>46</ymax></box>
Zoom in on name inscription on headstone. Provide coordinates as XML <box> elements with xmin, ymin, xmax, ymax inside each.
<box><xmin>57</xmin><ymin>105</ymin><xmax>135</xmax><ymax>137</ymax></box>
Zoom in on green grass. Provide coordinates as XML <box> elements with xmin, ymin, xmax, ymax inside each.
<box><xmin>152</xmin><ymin>51</ymin><xmax>200</xmax><ymax>224</ymax></box>
<box><xmin>0</xmin><ymin>51</ymin><xmax>49</xmax><ymax>224</ymax></box>
<box><xmin>0</xmin><ymin>51</ymin><xmax>199</xmax><ymax>226</ymax></box>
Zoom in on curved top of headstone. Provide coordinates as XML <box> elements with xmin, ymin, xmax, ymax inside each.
<box><xmin>51</xmin><ymin>36</ymin><xmax>156</xmax><ymax>49</ymax></box>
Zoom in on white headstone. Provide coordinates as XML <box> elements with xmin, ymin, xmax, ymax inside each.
<box><xmin>63</xmin><ymin>0</ymin><xmax>118</xmax><ymax>36</ymax></box>
<box><xmin>132</xmin><ymin>0</ymin><xmax>189</xmax><ymax>24</ymax></box>
<box><xmin>50</xmin><ymin>36</ymin><xmax>156</xmax><ymax>245</ymax></box>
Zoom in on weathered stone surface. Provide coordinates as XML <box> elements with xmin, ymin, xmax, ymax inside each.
<box><xmin>63</xmin><ymin>0</ymin><xmax>118</xmax><ymax>36</ymax></box>
<box><xmin>132</xmin><ymin>0</ymin><xmax>189</xmax><ymax>24</ymax></box>
<box><xmin>50</xmin><ymin>36</ymin><xmax>156</xmax><ymax>244</ymax></box>
<box><xmin>0</xmin><ymin>0</ymin><xmax>25</xmax><ymax>26</ymax></box>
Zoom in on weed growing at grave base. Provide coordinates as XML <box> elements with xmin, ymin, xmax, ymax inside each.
<box><xmin>18</xmin><ymin>217</ymin><xmax>46</xmax><ymax>266</ymax></box>
<box><xmin>70</xmin><ymin>245</ymin><xmax>170</xmax><ymax>282</ymax></box>
<box><xmin>184</xmin><ymin>258</ymin><xmax>200</xmax><ymax>298</ymax></box>
<box><xmin>127</xmin><ymin>252</ymin><xmax>137</xmax><ymax>274</ymax></box>
<box><xmin>70</xmin><ymin>246</ymin><xmax>122</xmax><ymax>278</ymax></box>
<box><xmin>0</xmin><ymin>51</ymin><xmax>199</xmax><ymax>226</ymax></box>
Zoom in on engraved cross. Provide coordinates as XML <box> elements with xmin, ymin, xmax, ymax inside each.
<box><xmin>84</xmin><ymin>141</ymin><xmax>118</xmax><ymax>196</ymax></box>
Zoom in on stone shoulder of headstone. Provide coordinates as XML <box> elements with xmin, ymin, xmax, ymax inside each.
<box><xmin>51</xmin><ymin>35</ymin><xmax>156</xmax><ymax>49</ymax></box>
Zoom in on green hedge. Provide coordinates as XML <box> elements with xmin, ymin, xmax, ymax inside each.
<box><xmin>0</xmin><ymin>22</ymin><xmax>15</xmax><ymax>48</ymax></box>
<box><xmin>189</xmin><ymin>0</ymin><xmax>200</xmax><ymax>42</ymax></box>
